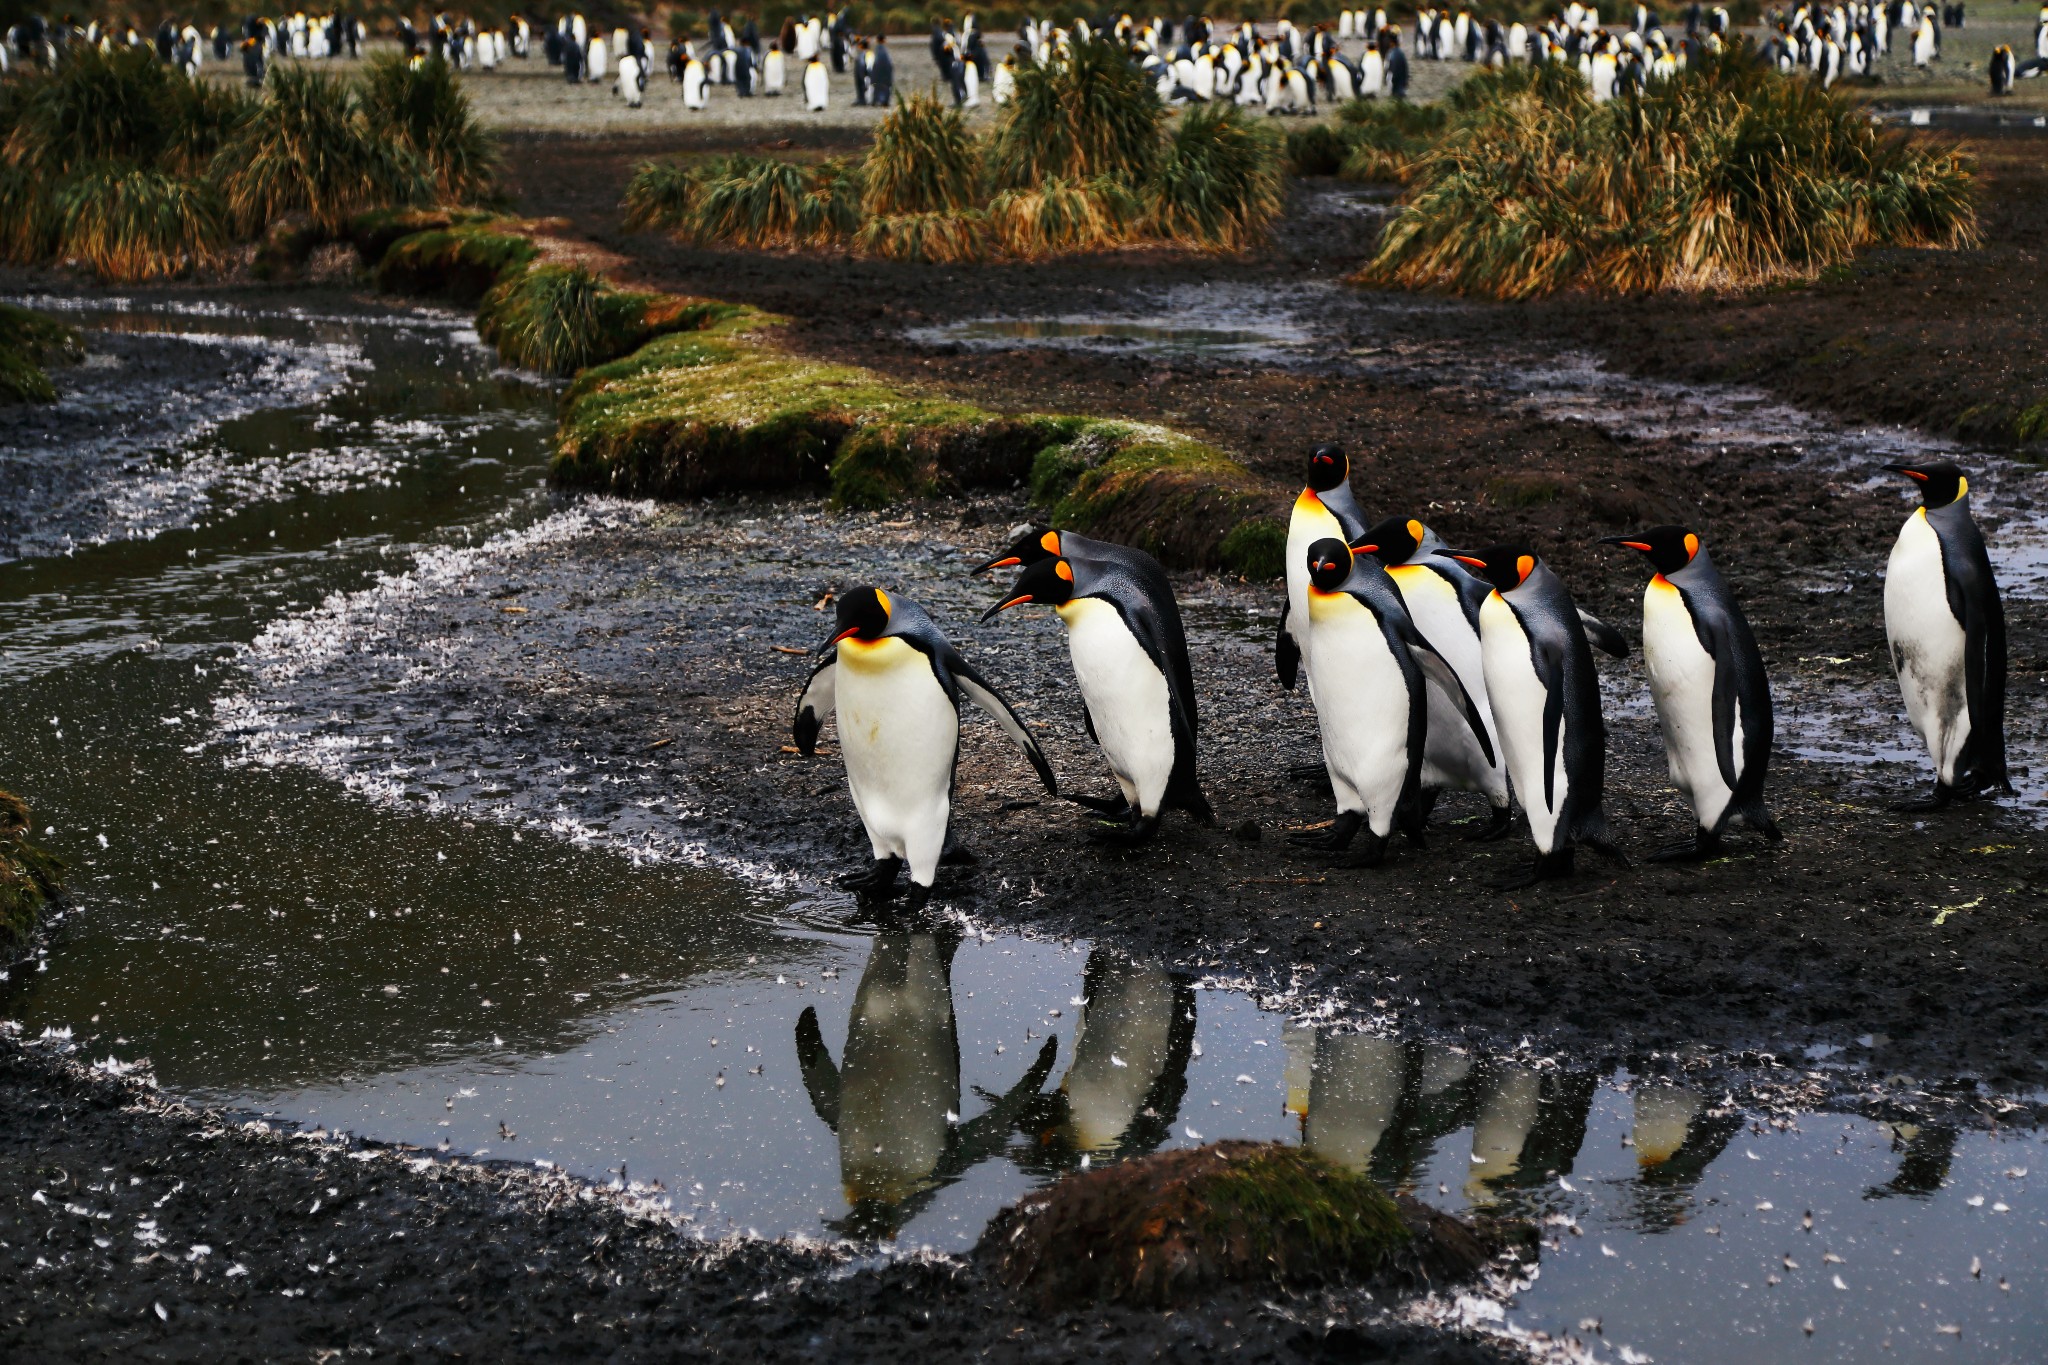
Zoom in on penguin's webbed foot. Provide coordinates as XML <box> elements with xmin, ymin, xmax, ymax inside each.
<box><xmin>1068</xmin><ymin>792</ymin><xmax>1134</xmax><ymax>818</ymax></box>
<box><xmin>1463</xmin><ymin>804</ymin><xmax>1517</xmax><ymax>842</ymax></box>
<box><xmin>1290</xmin><ymin>811</ymin><xmax>1361</xmax><ymax>852</ymax></box>
<box><xmin>837</xmin><ymin>856</ymin><xmax>903</xmax><ymax>896</ymax></box>
<box><xmin>1892</xmin><ymin>783</ymin><xmax>1953</xmax><ymax>814</ymax></box>
<box><xmin>1647</xmin><ymin>829</ymin><xmax>1721</xmax><ymax>864</ymax></box>
<box><xmin>1344</xmin><ymin>830</ymin><xmax>1391</xmax><ymax>869</ymax></box>
<box><xmin>1089</xmin><ymin>813</ymin><xmax>1161</xmax><ymax>847</ymax></box>
<box><xmin>1492</xmin><ymin>847</ymin><xmax>1574</xmax><ymax>891</ymax></box>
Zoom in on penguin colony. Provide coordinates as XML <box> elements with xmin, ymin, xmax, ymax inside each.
<box><xmin>797</xmin><ymin>449</ymin><xmax>2010</xmax><ymax>905</ymax></box>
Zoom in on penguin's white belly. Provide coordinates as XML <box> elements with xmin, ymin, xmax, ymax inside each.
<box><xmin>1062</xmin><ymin>963</ymin><xmax>1175</xmax><ymax>1149</ymax></box>
<box><xmin>1479</xmin><ymin>594</ymin><xmax>1568</xmax><ymax>852</ymax></box>
<box><xmin>1642</xmin><ymin>579</ymin><xmax>1736</xmax><ymax>831</ymax></box>
<box><xmin>1284</xmin><ymin>492</ymin><xmax>1346</xmax><ymax>676</ymax></box>
<box><xmin>1059</xmin><ymin>598</ymin><xmax>1174</xmax><ymax>815</ymax></box>
<box><xmin>1391</xmin><ymin>566</ymin><xmax>1506</xmax><ymax>801</ymax></box>
<box><xmin>1305</xmin><ymin>593</ymin><xmax>1412</xmax><ymax>836</ymax></box>
<box><xmin>1885</xmin><ymin>510</ymin><xmax>1970</xmax><ymax>783</ymax></box>
<box><xmin>835</xmin><ymin>638</ymin><xmax>957</xmax><ymax>881</ymax></box>
<box><xmin>839</xmin><ymin>941</ymin><xmax>957</xmax><ymax>1203</ymax></box>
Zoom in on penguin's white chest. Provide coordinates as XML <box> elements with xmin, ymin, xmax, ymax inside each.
<box><xmin>1284</xmin><ymin>491</ymin><xmax>1346</xmax><ymax>671</ymax></box>
<box><xmin>1304</xmin><ymin>592</ymin><xmax>1413</xmax><ymax>835</ymax></box>
<box><xmin>1641</xmin><ymin>578</ymin><xmax>1737</xmax><ymax>830</ymax></box>
<box><xmin>1885</xmin><ymin>509</ymin><xmax>1971</xmax><ymax>782</ymax></box>
<box><xmin>1478</xmin><ymin>593</ymin><xmax>1568</xmax><ymax>852</ymax></box>
<box><xmin>1058</xmin><ymin>598</ymin><xmax>1174</xmax><ymax>815</ymax></box>
<box><xmin>835</xmin><ymin>638</ymin><xmax>957</xmax><ymax>875</ymax></box>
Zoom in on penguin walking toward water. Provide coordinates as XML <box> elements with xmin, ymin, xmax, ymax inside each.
<box><xmin>793</xmin><ymin>587</ymin><xmax>1056</xmax><ymax>909</ymax></box>
<box><xmin>1882</xmin><ymin>460</ymin><xmax>2010</xmax><ymax>810</ymax></box>
<box><xmin>1279</xmin><ymin>444</ymin><xmax>1371</xmax><ymax>691</ymax></box>
<box><xmin>1356</xmin><ymin>516</ymin><xmax>1513</xmax><ymax>838</ymax></box>
<box><xmin>980</xmin><ymin>542</ymin><xmax>1211</xmax><ymax>844</ymax></box>
<box><xmin>804</xmin><ymin>54</ymin><xmax>830</xmax><ymax>109</ymax></box>
<box><xmin>1448</xmin><ymin>545</ymin><xmax>1628</xmax><ymax>887</ymax></box>
<box><xmin>1601</xmin><ymin>526</ymin><xmax>1781</xmax><ymax>859</ymax></box>
<box><xmin>1295</xmin><ymin>539</ymin><xmax>1493</xmax><ymax>868</ymax></box>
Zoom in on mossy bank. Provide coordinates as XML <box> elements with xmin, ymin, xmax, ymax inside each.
<box><xmin>0</xmin><ymin>792</ymin><xmax>63</xmax><ymax>955</ymax></box>
<box><xmin>0</xmin><ymin>304</ymin><xmax>84</xmax><ymax>405</ymax></box>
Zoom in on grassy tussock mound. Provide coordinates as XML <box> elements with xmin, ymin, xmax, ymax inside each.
<box><xmin>373</xmin><ymin>221</ymin><xmax>539</xmax><ymax>303</ymax></box>
<box><xmin>58</xmin><ymin>163</ymin><xmax>229</xmax><ymax>282</ymax></box>
<box><xmin>987</xmin><ymin>177</ymin><xmax>1139</xmax><ymax>257</ymax></box>
<box><xmin>853</xmin><ymin>209</ymin><xmax>988</xmax><ymax>263</ymax></box>
<box><xmin>861</xmin><ymin>93</ymin><xmax>978</xmax><ymax>215</ymax></box>
<box><xmin>985</xmin><ymin>37</ymin><xmax>1163</xmax><ymax>190</ymax></box>
<box><xmin>1288</xmin><ymin>100</ymin><xmax>1448</xmax><ymax>182</ymax></box>
<box><xmin>0</xmin><ymin>302</ymin><xmax>85</xmax><ymax>404</ymax></box>
<box><xmin>358</xmin><ymin>53</ymin><xmax>500</xmax><ymax>205</ymax></box>
<box><xmin>978</xmin><ymin>1141</ymin><xmax>1501</xmax><ymax>1307</ymax></box>
<box><xmin>477</xmin><ymin>264</ymin><xmax>726</xmax><ymax>376</ymax></box>
<box><xmin>0</xmin><ymin>791</ymin><xmax>64</xmax><ymax>953</ymax></box>
<box><xmin>1361</xmin><ymin>52</ymin><xmax>1977</xmax><ymax>299</ymax></box>
<box><xmin>216</xmin><ymin>64</ymin><xmax>428</xmax><ymax>236</ymax></box>
<box><xmin>1146</xmin><ymin>103</ymin><xmax>1287</xmax><ymax>252</ymax></box>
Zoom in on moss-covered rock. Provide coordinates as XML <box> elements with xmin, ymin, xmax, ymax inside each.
<box><xmin>475</xmin><ymin>265</ymin><xmax>738</xmax><ymax>376</ymax></box>
<box><xmin>0</xmin><ymin>792</ymin><xmax>64</xmax><ymax>953</ymax></box>
<box><xmin>0</xmin><ymin>303</ymin><xmax>86</xmax><ymax>404</ymax></box>
<box><xmin>978</xmin><ymin>1140</ymin><xmax>1506</xmax><ymax>1308</ymax></box>
<box><xmin>1041</xmin><ymin>425</ymin><xmax>1274</xmax><ymax>571</ymax></box>
<box><xmin>374</xmin><ymin>222</ymin><xmax>540</xmax><ymax>305</ymax></box>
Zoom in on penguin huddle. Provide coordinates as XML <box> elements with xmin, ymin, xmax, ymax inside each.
<box><xmin>795</xmin><ymin>445</ymin><xmax>2011</xmax><ymax>906</ymax></box>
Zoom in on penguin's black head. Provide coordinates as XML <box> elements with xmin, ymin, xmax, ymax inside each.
<box><xmin>1305</xmin><ymin>443</ymin><xmax>1349</xmax><ymax>494</ymax></box>
<box><xmin>823</xmin><ymin>586</ymin><xmax>891</xmax><ymax>651</ymax></box>
<box><xmin>1355</xmin><ymin>515</ymin><xmax>1428</xmax><ymax>565</ymax></box>
<box><xmin>970</xmin><ymin>527</ymin><xmax>1060</xmax><ymax>575</ymax></box>
<box><xmin>1306</xmin><ymin>538</ymin><xmax>1353</xmax><ymax>593</ymax></box>
<box><xmin>981</xmin><ymin>557</ymin><xmax>1075</xmax><ymax>621</ymax></box>
<box><xmin>1884</xmin><ymin>460</ymin><xmax>1967</xmax><ymax>508</ymax></box>
<box><xmin>1447</xmin><ymin>544</ymin><xmax>1539</xmax><ymax>594</ymax></box>
<box><xmin>1599</xmin><ymin>525</ymin><xmax>1698</xmax><ymax>576</ymax></box>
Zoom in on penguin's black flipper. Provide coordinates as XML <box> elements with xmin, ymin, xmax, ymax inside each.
<box><xmin>948</xmin><ymin>654</ymin><xmax>1058</xmax><ymax>796</ymax></box>
<box><xmin>1577</xmin><ymin>609</ymin><xmax>1631</xmax><ymax>659</ymax></box>
<box><xmin>1276</xmin><ymin>601</ymin><xmax>1301</xmax><ymax>690</ymax></box>
<box><xmin>1942</xmin><ymin>517</ymin><xmax>2012</xmax><ymax>796</ymax></box>
<box><xmin>1081</xmin><ymin>699</ymin><xmax>1098</xmax><ymax>746</ymax></box>
<box><xmin>794</xmin><ymin>1006</ymin><xmax>842</xmax><ymax>1132</ymax></box>
<box><xmin>1405</xmin><ymin>633</ymin><xmax>1497</xmax><ymax>767</ymax></box>
<box><xmin>793</xmin><ymin>658</ymin><xmax>835</xmax><ymax>755</ymax></box>
<box><xmin>1533</xmin><ymin>636</ymin><xmax>1568</xmax><ymax>814</ymax></box>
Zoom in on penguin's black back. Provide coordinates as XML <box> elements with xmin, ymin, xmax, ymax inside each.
<box><xmin>1927</xmin><ymin>497</ymin><xmax>2010</xmax><ymax>793</ymax></box>
<box><xmin>1506</xmin><ymin>563</ymin><xmax>1609</xmax><ymax>845</ymax></box>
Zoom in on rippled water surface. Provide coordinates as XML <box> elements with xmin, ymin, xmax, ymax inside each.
<box><xmin>3</xmin><ymin>298</ymin><xmax>2046</xmax><ymax>1363</ymax></box>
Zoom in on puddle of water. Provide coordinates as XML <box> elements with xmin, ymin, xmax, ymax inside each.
<box><xmin>910</xmin><ymin>282</ymin><xmax>1317</xmax><ymax>361</ymax></box>
<box><xmin>1872</xmin><ymin>105</ymin><xmax>2048</xmax><ymax>134</ymax></box>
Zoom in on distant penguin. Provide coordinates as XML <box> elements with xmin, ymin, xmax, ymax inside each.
<box><xmin>764</xmin><ymin>41</ymin><xmax>786</xmax><ymax>93</ymax></box>
<box><xmin>1913</xmin><ymin>7</ymin><xmax>1937</xmax><ymax>64</ymax></box>
<box><xmin>1293</xmin><ymin>539</ymin><xmax>1492</xmax><ymax>868</ymax></box>
<box><xmin>1882</xmin><ymin>461</ymin><xmax>2010</xmax><ymax>809</ymax></box>
<box><xmin>993</xmin><ymin>52</ymin><xmax>1017</xmax><ymax>102</ymax></box>
<box><xmin>1279</xmin><ymin>444</ymin><xmax>1371</xmax><ymax>690</ymax></box>
<box><xmin>981</xmin><ymin>544</ymin><xmax>1210</xmax><ymax>844</ymax></box>
<box><xmin>804</xmin><ymin>54</ymin><xmax>830</xmax><ymax>108</ymax></box>
<box><xmin>588</xmin><ymin>34</ymin><xmax>608</xmax><ymax>79</ymax></box>
<box><xmin>617</xmin><ymin>53</ymin><xmax>644</xmax><ymax>105</ymax></box>
<box><xmin>683</xmin><ymin>54</ymin><xmax>708</xmax><ymax>107</ymax></box>
<box><xmin>1601</xmin><ymin>526</ymin><xmax>1781</xmax><ymax>859</ymax></box>
<box><xmin>1989</xmin><ymin>42</ymin><xmax>2014</xmax><ymax>92</ymax></box>
<box><xmin>1356</xmin><ymin>516</ymin><xmax>1512</xmax><ymax>837</ymax></box>
<box><xmin>793</xmin><ymin>588</ymin><xmax>1056</xmax><ymax>908</ymax></box>
<box><xmin>1449</xmin><ymin>544</ymin><xmax>1627</xmax><ymax>886</ymax></box>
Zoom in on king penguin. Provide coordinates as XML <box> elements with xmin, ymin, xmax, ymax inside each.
<box><xmin>1601</xmin><ymin>526</ymin><xmax>1782</xmax><ymax>859</ymax></box>
<box><xmin>1356</xmin><ymin>515</ymin><xmax>1512</xmax><ymax>838</ymax></box>
<box><xmin>1882</xmin><ymin>460</ymin><xmax>2011</xmax><ymax>810</ymax></box>
<box><xmin>804</xmin><ymin>53</ymin><xmax>830</xmax><ymax>109</ymax></box>
<box><xmin>982</xmin><ymin>548</ymin><xmax>1211</xmax><ymax>843</ymax></box>
<box><xmin>793</xmin><ymin>587</ymin><xmax>1055</xmax><ymax>909</ymax></box>
<box><xmin>1293</xmin><ymin>538</ymin><xmax>1492</xmax><ymax>868</ymax></box>
<box><xmin>1448</xmin><ymin>545</ymin><xmax>1627</xmax><ymax>886</ymax></box>
<box><xmin>1279</xmin><ymin>444</ymin><xmax>1370</xmax><ymax>691</ymax></box>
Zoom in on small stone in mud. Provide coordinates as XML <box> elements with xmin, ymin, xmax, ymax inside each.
<box><xmin>1232</xmin><ymin>819</ymin><xmax>1262</xmax><ymax>844</ymax></box>
<box><xmin>976</xmin><ymin>1140</ymin><xmax>1508</xmax><ymax>1308</ymax></box>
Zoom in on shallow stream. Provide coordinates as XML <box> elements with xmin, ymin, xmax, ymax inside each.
<box><xmin>3</xmin><ymin>296</ymin><xmax>2045</xmax><ymax>1362</ymax></box>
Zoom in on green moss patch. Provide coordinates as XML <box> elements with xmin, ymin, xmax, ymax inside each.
<box><xmin>977</xmin><ymin>1140</ymin><xmax>1504</xmax><ymax>1308</ymax></box>
<box><xmin>0</xmin><ymin>303</ymin><xmax>85</xmax><ymax>404</ymax></box>
<box><xmin>374</xmin><ymin>222</ymin><xmax>540</xmax><ymax>305</ymax></box>
<box><xmin>0</xmin><ymin>792</ymin><xmax>64</xmax><ymax>953</ymax></box>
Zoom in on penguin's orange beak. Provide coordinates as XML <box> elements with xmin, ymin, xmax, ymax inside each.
<box><xmin>1884</xmin><ymin>461</ymin><xmax>1928</xmax><ymax>481</ymax></box>
<box><xmin>821</xmin><ymin>625</ymin><xmax>862</xmax><ymax>654</ymax></box>
<box><xmin>1449</xmin><ymin>554</ymin><xmax>1488</xmax><ymax>570</ymax></box>
<box><xmin>969</xmin><ymin>554</ymin><xmax>1022</xmax><ymax>575</ymax></box>
<box><xmin>981</xmin><ymin>594</ymin><xmax>1033</xmax><ymax>622</ymax></box>
<box><xmin>1598</xmin><ymin>536</ymin><xmax>1654</xmax><ymax>553</ymax></box>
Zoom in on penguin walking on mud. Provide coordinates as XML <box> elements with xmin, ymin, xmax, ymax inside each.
<box><xmin>979</xmin><ymin>535</ymin><xmax>1211</xmax><ymax>844</ymax></box>
<box><xmin>1448</xmin><ymin>545</ymin><xmax>1628</xmax><ymax>887</ymax></box>
<box><xmin>1279</xmin><ymin>444</ymin><xmax>1371</xmax><ymax>691</ymax></box>
<box><xmin>793</xmin><ymin>587</ymin><xmax>1056</xmax><ymax>909</ymax></box>
<box><xmin>1601</xmin><ymin>526</ymin><xmax>1781</xmax><ymax>859</ymax></box>
<box><xmin>1881</xmin><ymin>460</ymin><xmax>2011</xmax><ymax>810</ymax></box>
<box><xmin>1356</xmin><ymin>515</ymin><xmax>1513</xmax><ymax>839</ymax></box>
<box><xmin>1293</xmin><ymin>539</ymin><xmax>1493</xmax><ymax>868</ymax></box>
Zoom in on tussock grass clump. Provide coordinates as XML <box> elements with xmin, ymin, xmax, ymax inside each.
<box><xmin>0</xmin><ymin>303</ymin><xmax>85</xmax><ymax>404</ymax></box>
<box><xmin>1145</xmin><ymin>104</ymin><xmax>1286</xmax><ymax>252</ymax></box>
<box><xmin>0</xmin><ymin>790</ymin><xmax>65</xmax><ymax>951</ymax></box>
<box><xmin>216</xmin><ymin>64</ymin><xmax>429</xmax><ymax>236</ymax></box>
<box><xmin>986</xmin><ymin>38</ymin><xmax>1163</xmax><ymax>190</ymax></box>
<box><xmin>863</xmin><ymin>93</ymin><xmax>980</xmax><ymax>215</ymax></box>
<box><xmin>1</xmin><ymin>45</ymin><xmax>203</xmax><ymax>177</ymax></box>
<box><xmin>854</xmin><ymin>209</ymin><xmax>988</xmax><ymax>263</ymax></box>
<box><xmin>987</xmin><ymin>176</ymin><xmax>1138</xmax><ymax>257</ymax></box>
<box><xmin>375</xmin><ymin>222</ymin><xmax>539</xmax><ymax>302</ymax></box>
<box><xmin>0</xmin><ymin>165</ymin><xmax>57</xmax><ymax>265</ymax></box>
<box><xmin>57</xmin><ymin>163</ymin><xmax>229</xmax><ymax>283</ymax></box>
<box><xmin>478</xmin><ymin>264</ymin><xmax>713</xmax><ymax>375</ymax></box>
<box><xmin>359</xmin><ymin>53</ymin><xmax>500</xmax><ymax>205</ymax></box>
<box><xmin>688</xmin><ymin>154</ymin><xmax>841</xmax><ymax>248</ymax></box>
<box><xmin>1333</xmin><ymin>99</ymin><xmax>1449</xmax><ymax>184</ymax></box>
<box><xmin>622</xmin><ymin>160</ymin><xmax>701</xmax><ymax>233</ymax></box>
<box><xmin>1363</xmin><ymin>48</ymin><xmax>1978</xmax><ymax>299</ymax></box>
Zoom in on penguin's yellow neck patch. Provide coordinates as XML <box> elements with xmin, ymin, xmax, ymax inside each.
<box><xmin>838</xmin><ymin>636</ymin><xmax>916</xmax><ymax>671</ymax></box>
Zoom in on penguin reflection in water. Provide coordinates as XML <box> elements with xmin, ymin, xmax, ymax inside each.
<box><xmin>1448</xmin><ymin>545</ymin><xmax>1629</xmax><ymax>887</ymax></box>
<box><xmin>977</xmin><ymin>529</ymin><xmax>1211</xmax><ymax>844</ymax></box>
<box><xmin>793</xmin><ymin>587</ymin><xmax>1055</xmax><ymax>909</ymax></box>
<box><xmin>1882</xmin><ymin>460</ymin><xmax>2011</xmax><ymax>811</ymax></box>
<box><xmin>1601</xmin><ymin>525</ymin><xmax>1782</xmax><ymax>860</ymax></box>
<box><xmin>794</xmin><ymin>929</ymin><xmax>1057</xmax><ymax>1237</ymax></box>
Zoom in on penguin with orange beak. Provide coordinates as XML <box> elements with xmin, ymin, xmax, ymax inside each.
<box><xmin>1600</xmin><ymin>526</ymin><xmax>1781</xmax><ymax>859</ymax></box>
<box><xmin>980</xmin><ymin>549</ymin><xmax>1209</xmax><ymax>843</ymax></box>
<box><xmin>1447</xmin><ymin>545</ymin><xmax>1627</xmax><ymax>887</ymax></box>
<box><xmin>794</xmin><ymin>587</ymin><xmax>1055</xmax><ymax>908</ymax></box>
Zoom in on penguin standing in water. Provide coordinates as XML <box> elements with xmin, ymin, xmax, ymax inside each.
<box><xmin>1356</xmin><ymin>515</ymin><xmax>1512</xmax><ymax>838</ymax></box>
<box><xmin>1294</xmin><ymin>539</ymin><xmax>1492</xmax><ymax>868</ymax></box>
<box><xmin>980</xmin><ymin>541</ymin><xmax>1211</xmax><ymax>844</ymax></box>
<box><xmin>1882</xmin><ymin>460</ymin><xmax>2010</xmax><ymax>810</ymax></box>
<box><xmin>1601</xmin><ymin>526</ymin><xmax>1781</xmax><ymax>859</ymax></box>
<box><xmin>793</xmin><ymin>587</ymin><xmax>1056</xmax><ymax>908</ymax></box>
<box><xmin>1279</xmin><ymin>444</ymin><xmax>1370</xmax><ymax>690</ymax></box>
<box><xmin>1448</xmin><ymin>545</ymin><xmax>1627</xmax><ymax>886</ymax></box>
